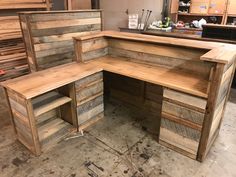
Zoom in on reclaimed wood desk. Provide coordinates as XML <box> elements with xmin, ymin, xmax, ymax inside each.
<box><xmin>2</xmin><ymin>31</ymin><xmax>236</xmax><ymax>162</ymax></box>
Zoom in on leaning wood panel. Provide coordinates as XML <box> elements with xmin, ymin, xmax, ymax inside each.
<box><xmin>19</xmin><ymin>10</ymin><xmax>102</xmax><ymax>72</ymax></box>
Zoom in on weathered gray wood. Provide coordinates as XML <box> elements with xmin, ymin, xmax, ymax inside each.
<box><xmin>161</xmin><ymin>118</ymin><xmax>201</xmax><ymax>142</ymax></box>
<box><xmin>163</xmin><ymin>89</ymin><xmax>207</xmax><ymax>111</ymax></box>
<box><xmin>77</xmin><ymin>95</ymin><xmax>103</xmax><ymax>115</ymax></box>
<box><xmin>31</xmin><ymin>24</ymin><xmax>101</xmax><ymax>37</ymax></box>
<box><xmin>160</xmin><ymin>127</ymin><xmax>199</xmax><ymax>157</ymax></box>
<box><xmin>162</xmin><ymin>101</ymin><xmax>205</xmax><ymax>125</ymax></box>
<box><xmin>109</xmin><ymin>47</ymin><xmax>213</xmax><ymax>79</ymax></box>
<box><xmin>29</xmin><ymin>12</ymin><xmax>101</xmax><ymax>22</ymax></box>
<box><xmin>77</xmin><ymin>104</ymin><xmax>104</xmax><ymax>125</ymax></box>
<box><xmin>9</xmin><ymin>98</ymin><xmax>28</xmax><ymax>117</ymax></box>
<box><xmin>82</xmin><ymin>48</ymin><xmax>108</xmax><ymax>61</ymax></box>
<box><xmin>75</xmin><ymin>72</ymin><xmax>103</xmax><ymax>89</ymax></box>
<box><xmin>76</xmin><ymin>81</ymin><xmax>103</xmax><ymax>102</ymax></box>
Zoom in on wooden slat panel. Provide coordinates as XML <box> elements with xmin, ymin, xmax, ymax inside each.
<box><xmin>9</xmin><ymin>98</ymin><xmax>28</xmax><ymax>117</ymax></box>
<box><xmin>82</xmin><ymin>48</ymin><xmax>108</xmax><ymax>61</ymax></box>
<box><xmin>109</xmin><ymin>47</ymin><xmax>213</xmax><ymax>79</ymax></box>
<box><xmin>31</xmin><ymin>24</ymin><xmax>101</xmax><ymax>37</ymax></box>
<box><xmin>160</xmin><ymin>127</ymin><xmax>199</xmax><ymax>155</ymax></box>
<box><xmin>161</xmin><ymin>118</ymin><xmax>201</xmax><ymax>142</ymax></box>
<box><xmin>81</xmin><ymin>37</ymin><xmax>108</xmax><ymax>53</ymax></box>
<box><xmin>77</xmin><ymin>104</ymin><xmax>104</xmax><ymax>125</ymax></box>
<box><xmin>33</xmin><ymin>31</ymin><xmax>100</xmax><ymax>43</ymax></box>
<box><xmin>19</xmin><ymin>11</ymin><xmax>102</xmax><ymax>72</ymax></box>
<box><xmin>76</xmin><ymin>81</ymin><xmax>103</xmax><ymax>102</ymax></box>
<box><xmin>29</xmin><ymin>12</ymin><xmax>101</xmax><ymax>22</ymax></box>
<box><xmin>31</xmin><ymin>18</ymin><xmax>101</xmax><ymax>30</ymax></box>
<box><xmin>75</xmin><ymin>72</ymin><xmax>103</xmax><ymax>89</ymax></box>
<box><xmin>163</xmin><ymin>88</ymin><xmax>207</xmax><ymax>112</ymax></box>
<box><xmin>162</xmin><ymin>101</ymin><xmax>205</xmax><ymax>125</ymax></box>
<box><xmin>108</xmin><ymin>38</ymin><xmax>207</xmax><ymax>61</ymax></box>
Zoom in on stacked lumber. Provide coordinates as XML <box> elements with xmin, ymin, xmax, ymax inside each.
<box><xmin>0</xmin><ymin>36</ymin><xmax>29</xmax><ymax>81</ymax></box>
<box><xmin>0</xmin><ymin>0</ymin><xmax>52</xmax><ymax>82</ymax></box>
<box><xmin>0</xmin><ymin>0</ymin><xmax>51</xmax><ymax>10</ymax></box>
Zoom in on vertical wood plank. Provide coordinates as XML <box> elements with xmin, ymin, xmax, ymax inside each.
<box><xmin>26</xmin><ymin>99</ymin><xmax>41</xmax><ymax>155</ymax></box>
<box><xmin>197</xmin><ymin>63</ymin><xmax>225</xmax><ymax>161</ymax></box>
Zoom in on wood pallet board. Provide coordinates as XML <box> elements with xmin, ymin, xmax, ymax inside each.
<box><xmin>19</xmin><ymin>10</ymin><xmax>103</xmax><ymax>72</ymax></box>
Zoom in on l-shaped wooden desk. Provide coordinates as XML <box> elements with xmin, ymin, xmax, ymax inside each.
<box><xmin>2</xmin><ymin>31</ymin><xmax>236</xmax><ymax>162</ymax></box>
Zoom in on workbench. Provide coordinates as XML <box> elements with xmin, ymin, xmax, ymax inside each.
<box><xmin>2</xmin><ymin>31</ymin><xmax>236</xmax><ymax>162</ymax></box>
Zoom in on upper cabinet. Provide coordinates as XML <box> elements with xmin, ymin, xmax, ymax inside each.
<box><xmin>208</xmin><ymin>0</ymin><xmax>227</xmax><ymax>15</ymax></box>
<box><xmin>190</xmin><ymin>0</ymin><xmax>209</xmax><ymax>14</ymax></box>
<box><xmin>170</xmin><ymin>0</ymin><xmax>179</xmax><ymax>14</ymax></box>
<box><xmin>228</xmin><ymin>0</ymin><xmax>236</xmax><ymax>15</ymax></box>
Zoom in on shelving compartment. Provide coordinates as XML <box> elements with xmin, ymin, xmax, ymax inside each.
<box><xmin>32</xmin><ymin>84</ymin><xmax>77</xmax><ymax>151</ymax></box>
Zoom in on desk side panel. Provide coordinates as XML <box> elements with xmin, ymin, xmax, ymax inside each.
<box><xmin>6</xmin><ymin>89</ymin><xmax>37</xmax><ymax>154</ymax></box>
<box><xmin>202</xmin><ymin>61</ymin><xmax>236</xmax><ymax>160</ymax></box>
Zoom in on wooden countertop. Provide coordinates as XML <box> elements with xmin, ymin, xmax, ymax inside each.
<box><xmin>2</xmin><ymin>62</ymin><xmax>102</xmax><ymax>99</ymax></box>
<box><xmin>74</xmin><ymin>31</ymin><xmax>236</xmax><ymax>64</ymax></box>
<box><xmin>2</xmin><ymin>56</ymin><xmax>209</xmax><ymax>99</ymax></box>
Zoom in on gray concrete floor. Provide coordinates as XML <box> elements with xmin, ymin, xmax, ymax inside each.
<box><xmin>0</xmin><ymin>89</ymin><xmax>236</xmax><ymax>177</ymax></box>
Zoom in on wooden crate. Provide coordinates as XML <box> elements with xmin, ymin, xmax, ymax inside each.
<box><xmin>19</xmin><ymin>10</ymin><xmax>103</xmax><ymax>72</ymax></box>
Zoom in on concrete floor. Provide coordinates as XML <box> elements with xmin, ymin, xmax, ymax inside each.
<box><xmin>0</xmin><ymin>89</ymin><xmax>236</xmax><ymax>177</ymax></box>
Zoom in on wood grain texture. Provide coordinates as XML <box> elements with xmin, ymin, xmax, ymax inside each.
<box><xmin>19</xmin><ymin>10</ymin><xmax>102</xmax><ymax>71</ymax></box>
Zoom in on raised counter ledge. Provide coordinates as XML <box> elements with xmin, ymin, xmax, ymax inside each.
<box><xmin>74</xmin><ymin>31</ymin><xmax>236</xmax><ymax>64</ymax></box>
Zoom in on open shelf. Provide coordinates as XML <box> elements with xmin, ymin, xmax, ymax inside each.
<box><xmin>33</xmin><ymin>91</ymin><xmax>72</xmax><ymax>117</ymax></box>
<box><xmin>37</xmin><ymin>117</ymin><xmax>72</xmax><ymax>147</ymax></box>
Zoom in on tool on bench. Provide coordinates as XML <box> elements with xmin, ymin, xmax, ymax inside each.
<box><xmin>144</xmin><ymin>10</ymin><xmax>152</xmax><ymax>30</ymax></box>
<box><xmin>143</xmin><ymin>10</ymin><xmax>150</xmax><ymax>30</ymax></box>
<box><xmin>138</xmin><ymin>9</ymin><xmax>145</xmax><ymax>30</ymax></box>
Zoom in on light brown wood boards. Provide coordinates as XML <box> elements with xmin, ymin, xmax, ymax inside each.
<box><xmin>2</xmin><ymin>31</ymin><xmax>236</xmax><ymax>161</ymax></box>
<box><xmin>19</xmin><ymin>10</ymin><xmax>103</xmax><ymax>72</ymax></box>
<box><xmin>160</xmin><ymin>88</ymin><xmax>207</xmax><ymax>159</ymax></box>
<box><xmin>75</xmin><ymin>72</ymin><xmax>104</xmax><ymax>130</ymax></box>
<box><xmin>6</xmin><ymin>84</ymin><xmax>78</xmax><ymax>155</ymax></box>
<box><xmin>0</xmin><ymin>37</ymin><xmax>29</xmax><ymax>82</ymax></box>
<box><xmin>0</xmin><ymin>1</ymin><xmax>52</xmax><ymax>82</ymax></box>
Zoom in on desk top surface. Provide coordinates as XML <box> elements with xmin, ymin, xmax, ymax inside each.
<box><xmin>75</xmin><ymin>31</ymin><xmax>236</xmax><ymax>64</ymax></box>
<box><xmin>2</xmin><ymin>56</ymin><xmax>209</xmax><ymax>99</ymax></box>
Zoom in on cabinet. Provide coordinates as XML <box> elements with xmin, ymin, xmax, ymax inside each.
<box><xmin>227</xmin><ymin>0</ymin><xmax>236</xmax><ymax>15</ymax></box>
<box><xmin>65</xmin><ymin>0</ymin><xmax>92</xmax><ymax>10</ymax></box>
<box><xmin>6</xmin><ymin>84</ymin><xmax>77</xmax><ymax>155</ymax></box>
<box><xmin>208</xmin><ymin>0</ymin><xmax>227</xmax><ymax>15</ymax></box>
<box><xmin>190</xmin><ymin>0</ymin><xmax>209</xmax><ymax>14</ymax></box>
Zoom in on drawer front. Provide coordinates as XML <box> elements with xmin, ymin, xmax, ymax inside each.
<box><xmin>76</xmin><ymin>72</ymin><xmax>104</xmax><ymax>127</ymax></box>
<box><xmin>75</xmin><ymin>72</ymin><xmax>103</xmax><ymax>90</ymax></box>
<box><xmin>162</xmin><ymin>101</ymin><xmax>205</xmax><ymax>125</ymax></box>
<box><xmin>160</xmin><ymin>88</ymin><xmax>207</xmax><ymax>158</ymax></box>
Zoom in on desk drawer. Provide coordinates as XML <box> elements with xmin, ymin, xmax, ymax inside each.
<box><xmin>75</xmin><ymin>72</ymin><xmax>104</xmax><ymax>128</ymax></box>
<box><xmin>160</xmin><ymin>117</ymin><xmax>201</xmax><ymax>159</ymax></box>
<box><xmin>75</xmin><ymin>72</ymin><xmax>103</xmax><ymax>103</ymax></box>
<box><xmin>160</xmin><ymin>88</ymin><xmax>207</xmax><ymax>159</ymax></box>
